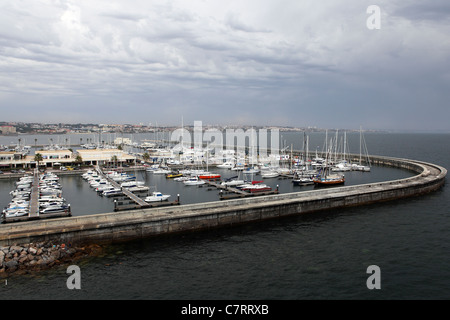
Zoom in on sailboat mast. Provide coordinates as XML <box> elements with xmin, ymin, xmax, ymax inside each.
<box><xmin>303</xmin><ymin>132</ymin><xmax>306</xmax><ymax>166</ymax></box>
<box><xmin>306</xmin><ymin>134</ymin><xmax>309</xmax><ymax>170</ymax></box>
<box><xmin>359</xmin><ymin>126</ymin><xmax>362</xmax><ymax>165</ymax></box>
<box><xmin>344</xmin><ymin>131</ymin><xmax>347</xmax><ymax>163</ymax></box>
<box><xmin>334</xmin><ymin>129</ymin><xmax>338</xmax><ymax>163</ymax></box>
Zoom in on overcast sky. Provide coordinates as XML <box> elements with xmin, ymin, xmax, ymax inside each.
<box><xmin>0</xmin><ymin>0</ymin><xmax>449</xmax><ymax>132</ymax></box>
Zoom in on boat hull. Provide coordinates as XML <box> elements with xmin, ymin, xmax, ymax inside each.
<box><xmin>198</xmin><ymin>175</ymin><xmax>221</xmax><ymax>180</ymax></box>
<box><xmin>312</xmin><ymin>176</ymin><xmax>345</xmax><ymax>186</ymax></box>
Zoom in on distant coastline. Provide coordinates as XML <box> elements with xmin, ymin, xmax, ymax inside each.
<box><xmin>0</xmin><ymin>121</ymin><xmax>387</xmax><ymax>136</ymax></box>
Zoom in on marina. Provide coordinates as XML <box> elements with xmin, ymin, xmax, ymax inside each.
<box><xmin>2</xmin><ymin>169</ymin><xmax>71</xmax><ymax>223</ymax></box>
<box><xmin>1</xmin><ymin>128</ymin><xmax>420</xmax><ymax>220</ymax></box>
<box><xmin>83</xmin><ymin>167</ymin><xmax>180</xmax><ymax>212</ymax></box>
<box><xmin>1</xmin><ymin>0</ymin><xmax>448</xmax><ymax>302</ymax></box>
<box><xmin>0</xmin><ymin>158</ymin><xmax>414</xmax><ymax>219</ymax></box>
<box><xmin>0</xmin><ymin>151</ymin><xmax>445</xmax><ymax>249</ymax></box>
<box><xmin>0</xmin><ymin>131</ymin><xmax>448</xmax><ymax>300</ymax></box>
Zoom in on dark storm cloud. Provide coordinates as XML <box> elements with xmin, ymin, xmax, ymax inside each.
<box><xmin>0</xmin><ymin>0</ymin><xmax>449</xmax><ymax>132</ymax></box>
<box><xmin>391</xmin><ymin>1</ymin><xmax>450</xmax><ymax>22</ymax></box>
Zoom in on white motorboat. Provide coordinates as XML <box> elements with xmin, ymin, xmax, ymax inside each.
<box><xmin>127</xmin><ymin>186</ymin><xmax>150</xmax><ymax>193</ymax></box>
<box><xmin>261</xmin><ymin>171</ymin><xmax>279</xmax><ymax>178</ymax></box>
<box><xmin>102</xmin><ymin>188</ymin><xmax>122</xmax><ymax>197</ymax></box>
<box><xmin>292</xmin><ymin>177</ymin><xmax>314</xmax><ymax>186</ymax></box>
<box><xmin>173</xmin><ymin>176</ymin><xmax>189</xmax><ymax>182</ymax></box>
<box><xmin>243</xmin><ymin>167</ymin><xmax>260</xmax><ymax>174</ymax></box>
<box><xmin>144</xmin><ymin>192</ymin><xmax>170</xmax><ymax>202</ymax></box>
<box><xmin>4</xmin><ymin>209</ymin><xmax>29</xmax><ymax>217</ymax></box>
<box><xmin>145</xmin><ymin>164</ymin><xmax>160</xmax><ymax>172</ymax></box>
<box><xmin>221</xmin><ymin>176</ymin><xmax>245</xmax><ymax>186</ymax></box>
<box><xmin>352</xmin><ymin>164</ymin><xmax>371</xmax><ymax>172</ymax></box>
<box><xmin>239</xmin><ymin>181</ymin><xmax>272</xmax><ymax>193</ymax></box>
<box><xmin>6</xmin><ymin>204</ymin><xmax>29</xmax><ymax>211</ymax></box>
<box><xmin>82</xmin><ymin>170</ymin><xmax>95</xmax><ymax>179</ymax></box>
<box><xmin>39</xmin><ymin>201</ymin><xmax>66</xmax><ymax>208</ymax></box>
<box><xmin>217</xmin><ymin>162</ymin><xmax>235</xmax><ymax>169</ymax></box>
<box><xmin>10</xmin><ymin>190</ymin><xmax>31</xmax><ymax>198</ymax></box>
<box><xmin>90</xmin><ymin>179</ymin><xmax>109</xmax><ymax>188</ymax></box>
<box><xmin>153</xmin><ymin>168</ymin><xmax>171</xmax><ymax>174</ymax></box>
<box><xmin>332</xmin><ymin>162</ymin><xmax>352</xmax><ymax>172</ymax></box>
<box><xmin>40</xmin><ymin>204</ymin><xmax>70</xmax><ymax>214</ymax></box>
<box><xmin>183</xmin><ymin>177</ymin><xmax>205</xmax><ymax>186</ymax></box>
<box><xmin>39</xmin><ymin>188</ymin><xmax>63</xmax><ymax>196</ymax></box>
<box><xmin>9</xmin><ymin>199</ymin><xmax>29</xmax><ymax>206</ymax></box>
<box><xmin>95</xmin><ymin>185</ymin><xmax>115</xmax><ymax>193</ymax></box>
<box><xmin>39</xmin><ymin>195</ymin><xmax>65</xmax><ymax>202</ymax></box>
<box><xmin>120</xmin><ymin>181</ymin><xmax>145</xmax><ymax>188</ymax></box>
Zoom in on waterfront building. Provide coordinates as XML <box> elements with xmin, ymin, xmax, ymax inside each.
<box><xmin>38</xmin><ymin>150</ymin><xmax>73</xmax><ymax>161</ymax></box>
<box><xmin>0</xmin><ymin>151</ymin><xmax>16</xmax><ymax>162</ymax></box>
<box><xmin>76</xmin><ymin>148</ymin><xmax>135</xmax><ymax>166</ymax></box>
<box><xmin>114</xmin><ymin>137</ymin><xmax>132</xmax><ymax>145</ymax></box>
<box><xmin>0</xmin><ymin>148</ymin><xmax>135</xmax><ymax>170</ymax></box>
<box><xmin>0</xmin><ymin>151</ymin><xmax>29</xmax><ymax>170</ymax></box>
<box><xmin>0</xmin><ymin>125</ymin><xmax>17</xmax><ymax>135</ymax></box>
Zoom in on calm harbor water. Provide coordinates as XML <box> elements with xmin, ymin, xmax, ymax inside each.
<box><xmin>0</xmin><ymin>132</ymin><xmax>449</xmax><ymax>301</ymax></box>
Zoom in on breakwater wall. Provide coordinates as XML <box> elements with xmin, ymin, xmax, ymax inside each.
<box><xmin>0</xmin><ymin>154</ymin><xmax>446</xmax><ymax>247</ymax></box>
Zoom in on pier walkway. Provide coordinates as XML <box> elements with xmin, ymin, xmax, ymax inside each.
<box><xmin>95</xmin><ymin>166</ymin><xmax>149</xmax><ymax>207</ymax></box>
<box><xmin>28</xmin><ymin>169</ymin><xmax>40</xmax><ymax>218</ymax></box>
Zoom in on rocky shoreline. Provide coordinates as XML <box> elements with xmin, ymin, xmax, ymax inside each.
<box><xmin>0</xmin><ymin>241</ymin><xmax>103</xmax><ymax>276</ymax></box>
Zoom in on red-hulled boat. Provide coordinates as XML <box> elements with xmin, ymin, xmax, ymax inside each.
<box><xmin>240</xmin><ymin>181</ymin><xmax>272</xmax><ymax>193</ymax></box>
<box><xmin>198</xmin><ymin>173</ymin><xmax>221</xmax><ymax>180</ymax></box>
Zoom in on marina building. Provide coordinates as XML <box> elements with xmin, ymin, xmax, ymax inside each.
<box><xmin>39</xmin><ymin>150</ymin><xmax>73</xmax><ymax>162</ymax></box>
<box><xmin>114</xmin><ymin>137</ymin><xmax>132</xmax><ymax>145</ymax></box>
<box><xmin>0</xmin><ymin>148</ymin><xmax>135</xmax><ymax>170</ymax></box>
<box><xmin>0</xmin><ymin>125</ymin><xmax>16</xmax><ymax>135</ymax></box>
<box><xmin>76</xmin><ymin>149</ymin><xmax>135</xmax><ymax>166</ymax></box>
<box><xmin>0</xmin><ymin>151</ymin><xmax>28</xmax><ymax>169</ymax></box>
<box><xmin>0</xmin><ymin>151</ymin><xmax>16</xmax><ymax>162</ymax></box>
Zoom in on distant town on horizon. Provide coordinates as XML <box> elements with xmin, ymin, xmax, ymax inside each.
<box><xmin>0</xmin><ymin>121</ymin><xmax>384</xmax><ymax>136</ymax></box>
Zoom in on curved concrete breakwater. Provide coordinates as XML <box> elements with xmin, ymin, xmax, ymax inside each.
<box><xmin>0</xmin><ymin>154</ymin><xmax>447</xmax><ymax>273</ymax></box>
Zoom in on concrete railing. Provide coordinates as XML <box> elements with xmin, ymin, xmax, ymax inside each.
<box><xmin>0</xmin><ymin>154</ymin><xmax>446</xmax><ymax>246</ymax></box>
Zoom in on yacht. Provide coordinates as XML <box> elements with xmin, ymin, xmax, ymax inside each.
<box><xmin>183</xmin><ymin>177</ymin><xmax>206</xmax><ymax>186</ymax></box>
<box><xmin>127</xmin><ymin>186</ymin><xmax>150</xmax><ymax>193</ymax></box>
<box><xmin>261</xmin><ymin>171</ymin><xmax>279</xmax><ymax>178</ymax></box>
<box><xmin>221</xmin><ymin>176</ymin><xmax>245</xmax><ymax>187</ymax></box>
<box><xmin>332</xmin><ymin>162</ymin><xmax>352</xmax><ymax>172</ymax></box>
<box><xmin>152</xmin><ymin>168</ymin><xmax>171</xmax><ymax>174</ymax></box>
<box><xmin>120</xmin><ymin>181</ymin><xmax>145</xmax><ymax>188</ymax></box>
<box><xmin>292</xmin><ymin>177</ymin><xmax>314</xmax><ymax>186</ymax></box>
<box><xmin>313</xmin><ymin>172</ymin><xmax>345</xmax><ymax>186</ymax></box>
<box><xmin>198</xmin><ymin>173</ymin><xmax>221</xmax><ymax>180</ymax></box>
<box><xmin>231</xmin><ymin>165</ymin><xmax>245</xmax><ymax>171</ymax></box>
<box><xmin>3</xmin><ymin>209</ymin><xmax>29</xmax><ymax>217</ymax></box>
<box><xmin>352</xmin><ymin>164</ymin><xmax>371</xmax><ymax>172</ymax></box>
<box><xmin>239</xmin><ymin>181</ymin><xmax>272</xmax><ymax>193</ymax></box>
<box><xmin>144</xmin><ymin>192</ymin><xmax>171</xmax><ymax>202</ymax></box>
<box><xmin>102</xmin><ymin>188</ymin><xmax>122</xmax><ymax>197</ymax></box>
<box><xmin>217</xmin><ymin>162</ymin><xmax>235</xmax><ymax>169</ymax></box>
<box><xmin>40</xmin><ymin>204</ymin><xmax>70</xmax><ymax>214</ymax></box>
<box><xmin>95</xmin><ymin>185</ymin><xmax>115</xmax><ymax>193</ymax></box>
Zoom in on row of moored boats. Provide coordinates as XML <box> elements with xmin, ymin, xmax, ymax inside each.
<box><xmin>2</xmin><ymin>173</ymin><xmax>70</xmax><ymax>219</ymax></box>
<box><xmin>82</xmin><ymin>170</ymin><xmax>171</xmax><ymax>203</ymax></box>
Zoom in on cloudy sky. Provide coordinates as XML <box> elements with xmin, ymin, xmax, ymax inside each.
<box><xmin>1</xmin><ymin>0</ymin><xmax>449</xmax><ymax>132</ymax></box>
